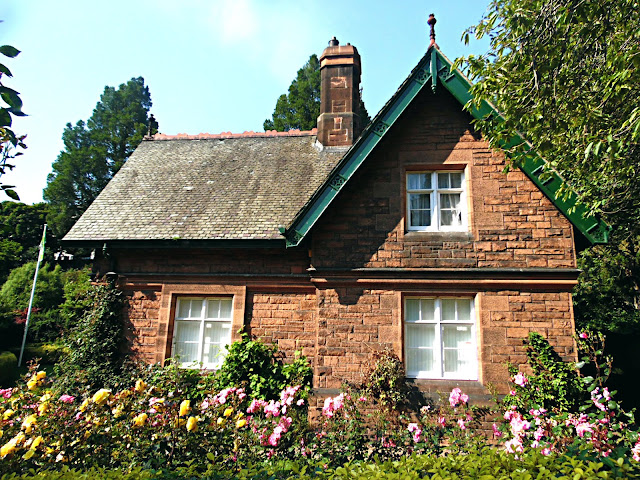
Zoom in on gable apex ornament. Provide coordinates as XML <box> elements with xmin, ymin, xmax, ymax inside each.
<box><xmin>427</xmin><ymin>13</ymin><xmax>437</xmax><ymax>48</ymax></box>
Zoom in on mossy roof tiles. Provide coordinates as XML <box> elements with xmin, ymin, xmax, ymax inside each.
<box><xmin>64</xmin><ymin>133</ymin><xmax>343</xmax><ymax>242</ymax></box>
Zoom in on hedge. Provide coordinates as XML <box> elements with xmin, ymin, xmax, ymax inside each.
<box><xmin>3</xmin><ymin>448</ymin><xmax>638</xmax><ymax>479</ymax></box>
<box><xmin>0</xmin><ymin>351</ymin><xmax>17</xmax><ymax>385</ymax></box>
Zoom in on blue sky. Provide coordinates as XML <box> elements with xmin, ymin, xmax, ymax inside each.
<box><xmin>1</xmin><ymin>1</ymin><xmax>490</xmax><ymax>205</ymax></box>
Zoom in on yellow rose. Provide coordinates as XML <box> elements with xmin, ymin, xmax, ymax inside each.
<box><xmin>21</xmin><ymin>414</ymin><xmax>37</xmax><ymax>433</ymax></box>
<box><xmin>79</xmin><ymin>399</ymin><xmax>90</xmax><ymax>412</ymax></box>
<box><xmin>132</xmin><ymin>412</ymin><xmax>148</xmax><ymax>427</ymax></box>
<box><xmin>3</xmin><ymin>409</ymin><xmax>14</xmax><ymax>420</ymax></box>
<box><xmin>1</xmin><ymin>432</ymin><xmax>25</xmax><ymax>457</ymax></box>
<box><xmin>134</xmin><ymin>379</ymin><xmax>146</xmax><ymax>393</ymax></box>
<box><xmin>223</xmin><ymin>407</ymin><xmax>233</xmax><ymax>417</ymax></box>
<box><xmin>39</xmin><ymin>393</ymin><xmax>51</xmax><ymax>403</ymax></box>
<box><xmin>217</xmin><ymin>417</ymin><xmax>224</xmax><ymax>425</ymax></box>
<box><xmin>186</xmin><ymin>416</ymin><xmax>198</xmax><ymax>432</ymax></box>
<box><xmin>179</xmin><ymin>399</ymin><xmax>190</xmax><ymax>416</ymax></box>
<box><xmin>45</xmin><ymin>446</ymin><xmax>55</xmax><ymax>455</ymax></box>
<box><xmin>236</xmin><ymin>418</ymin><xmax>247</xmax><ymax>429</ymax></box>
<box><xmin>36</xmin><ymin>371</ymin><xmax>46</xmax><ymax>381</ymax></box>
<box><xmin>92</xmin><ymin>389</ymin><xmax>111</xmax><ymax>405</ymax></box>
<box><xmin>38</xmin><ymin>402</ymin><xmax>48</xmax><ymax>416</ymax></box>
<box><xmin>31</xmin><ymin>436</ymin><xmax>43</xmax><ymax>450</ymax></box>
<box><xmin>0</xmin><ymin>440</ymin><xmax>16</xmax><ymax>458</ymax></box>
<box><xmin>27</xmin><ymin>378</ymin><xmax>38</xmax><ymax>391</ymax></box>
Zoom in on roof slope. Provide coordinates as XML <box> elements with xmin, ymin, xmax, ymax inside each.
<box><xmin>283</xmin><ymin>46</ymin><xmax>609</xmax><ymax>247</ymax></box>
<box><xmin>64</xmin><ymin>132</ymin><xmax>343</xmax><ymax>243</ymax></box>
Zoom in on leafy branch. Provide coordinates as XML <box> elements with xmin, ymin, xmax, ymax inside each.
<box><xmin>0</xmin><ymin>43</ymin><xmax>27</xmax><ymax>200</ymax></box>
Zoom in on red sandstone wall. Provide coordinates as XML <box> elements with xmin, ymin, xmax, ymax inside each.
<box><xmin>310</xmin><ymin>86</ymin><xmax>576</xmax><ymax>270</ymax></box>
<box><xmin>105</xmin><ymin>84</ymin><xmax>579</xmax><ymax>397</ymax></box>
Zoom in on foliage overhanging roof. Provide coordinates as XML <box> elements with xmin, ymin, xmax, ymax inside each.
<box><xmin>282</xmin><ymin>46</ymin><xmax>610</xmax><ymax>247</ymax></box>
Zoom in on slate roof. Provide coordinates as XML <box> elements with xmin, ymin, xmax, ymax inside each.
<box><xmin>64</xmin><ymin>130</ymin><xmax>344</xmax><ymax>242</ymax></box>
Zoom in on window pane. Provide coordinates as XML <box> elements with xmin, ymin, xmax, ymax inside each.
<box><xmin>408</xmin><ymin>173</ymin><xmax>430</xmax><ymax>190</ymax></box>
<box><xmin>443</xmin><ymin>325</ymin><xmax>473</xmax><ymax>374</ymax></box>
<box><xmin>442</xmin><ymin>324</ymin><xmax>471</xmax><ymax>347</ymax></box>
<box><xmin>438</xmin><ymin>172</ymin><xmax>462</xmax><ymax>189</ymax></box>
<box><xmin>420</xmin><ymin>299</ymin><xmax>435</xmax><ymax>320</ymax></box>
<box><xmin>203</xmin><ymin>321</ymin><xmax>232</xmax><ymax>367</ymax></box>
<box><xmin>218</xmin><ymin>299</ymin><xmax>232</xmax><ymax>318</ymax></box>
<box><xmin>457</xmin><ymin>300</ymin><xmax>471</xmax><ymax>321</ymax></box>
<box><xmin>440</xmin><ymin>194</ymin><xmax>460</xmax><ymax>209</ymax></box>
<box><xmin>411</xmin><ymin>210</ymin><xmax>431</xmax><ymax>227</ymax></box>
<box><xmin>437</xmin><ymin>173</ymin><xmax>450</xmax><ymax>189</ymax></box>
<box><xmin>406</xmin><ymin>324</ymin><xmax>435</xmax><ymax>348</ymax></box>
<box><xmin>450</xmin><ymin>173</ymin><xmax>462</xmax><ymax>188</ymax></box>
<box><xmin>410</xmin><ymin>193</ymin><xmax>430</xmax><ymax>210</ymax></box>
<box><xmin>441</xmin><ymin>299</ymin><xmax>457</xmax><ymax>321</ymax></box>
<box><xmin>177</xmin><ymin>300</ymin><xmax>191</xmax><ymax>319</ymax></box>
<box><xmin>174</xmin><ymin>321</ymin><xmax>201</xmax><ymax>364</ymax></box>
<box><xmin>188</xmin><ymin>299</ymin><xmax>204</xmax><ymax>318</ymax></box>
<box><xmin>440</xmin><ymin>194</ymin><xmax>461</xmax><ymax>227</ymax></box>
<box><xmin>405</xmin><ymin>299</ymin><xmax>421</xmax><ymax>321</ymax></box>
<box><xmin>406</xmin><ymin>348</ymin><xmax>434</xmax><ymax>374</ymax></box>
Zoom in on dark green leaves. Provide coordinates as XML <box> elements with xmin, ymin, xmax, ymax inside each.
<box><xmin>0</xmin><ymin>45</ymin><xmax>20</xmax><ymax>58</ymax></box>
<box><xmin>0</xmin><ymin>86</ymin><xmax>22</xmax><ymax>110</ymax></box>
<box><xmin>0</xmin><ymin>44</ymin><xmax>25</xmax><ymax>200</ymax></box>
<box><xmin>1</xmin><ymin>186</ymin><xmax>19</xmax><ymax>200</ymax></box>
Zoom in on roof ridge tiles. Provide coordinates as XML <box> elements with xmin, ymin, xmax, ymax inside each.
<box><xmin>151</xmin><ymin>128</ymin><xmax>318</xmax><ymax>141</ymax></box>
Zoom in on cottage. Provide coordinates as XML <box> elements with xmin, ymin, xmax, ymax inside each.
<box><xmin>64</xmin><ymin>24</ymin><xmax>608</xmax><ymax>399</ymax></box>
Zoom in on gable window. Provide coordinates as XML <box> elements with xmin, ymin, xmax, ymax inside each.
<box><xmin>404</xmin><ymin>297</ymin><xmax>477</xmax><ymax>380</ymax></box>
<box><xmin>406</xmin><ymin>171</ymin><xmax>466</xmax><ymax>231</ymax></box>
<box><xmin>172</xmin><ymin>297</ymin><xmax>233</xmax><ymax>369</ymax></box>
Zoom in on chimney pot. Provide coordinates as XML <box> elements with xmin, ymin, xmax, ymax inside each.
<box><xmin>329</xmin><ymin>36</ymin><xmax>339</xmax><ymax>46</ymax></box>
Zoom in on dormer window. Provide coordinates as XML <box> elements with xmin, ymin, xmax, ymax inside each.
<box><xmin>406</xmin><ymin>171</ymin><xmax>467</xmax><ymax>231</ymax></box>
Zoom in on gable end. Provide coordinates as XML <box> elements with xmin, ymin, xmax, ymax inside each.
<box><xmin>284</xmin><ymin>47</ymin><xmax>609</xmax><ymax>247</ymax></box>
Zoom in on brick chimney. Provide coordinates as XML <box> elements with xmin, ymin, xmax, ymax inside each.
<box><xmin>317</xmin><ymin>37</ymin><xmax>362</xmax><ymax>147</ymax></box>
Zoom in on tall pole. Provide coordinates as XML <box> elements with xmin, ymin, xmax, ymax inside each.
<box><xmin>18</xmin><ymin>224</ymin><xmax>47</xmax><ymax>367</ymax></box>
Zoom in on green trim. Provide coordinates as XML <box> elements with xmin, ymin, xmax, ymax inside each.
<box><xmin>284</xmin><ymin>46</ymin><xmax>609</xmax><ymax>247</ymax></box>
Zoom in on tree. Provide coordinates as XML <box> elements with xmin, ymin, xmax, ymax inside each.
<box><xmin>264</xmin><ymin>54</ymin><xmax>371</xmax><ymax>132</ymax></box>
<box><xmin>43</xmin><ymin>77</ymin><xmax>158</xmax><ymax>237</ymax></box>
<box><xmin>462</xmin><ymin>0</ymin><xmax>639</xmax><ymax>233</ymax></box>
<box><xmin>462</xmin><ymin>0</ymin><xmax>640</xmax><ymax>335</ymax></box>
<box><xmin>0</xmin><ymin>44</ymin><xmax>27</xmax><ymax>201</ymax></box>
<box><xmin>0</xmin><ymin>202</ymin><xmax>56</xmax><ymax>283</ymax></box>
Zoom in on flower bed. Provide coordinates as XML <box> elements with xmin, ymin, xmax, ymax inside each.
<box><xmin>1</xmin><ymin>332</ymin><xmax>639</xmax><ymax>477</ymax></box>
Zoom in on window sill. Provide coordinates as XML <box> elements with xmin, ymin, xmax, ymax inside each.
<box><xmin>406</xmin><ymin>379</ymin><xmax>493</xmax><ymax>405</ymax></box>
<box><xmin>404</xmin><ymin>231</ymin><xmax>472</xmax><ymax>242</ymax></box>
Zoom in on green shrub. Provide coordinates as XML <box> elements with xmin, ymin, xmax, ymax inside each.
<box><xmin>0</xmin><ymin>265</ymin><xmax>91</xmax><ymax>347</ymax></box>
<box><xmin>0</xmin><ymin>350</ymin><xmax>17</xmax><ymax>385</ymax></box>
<box><xmin>53</xmin><ymin>281</ymin><xmax>127</xmax><ymax>392</ymax></box>
<box><xmin>503</xmin><ymin>331</ymin><xmax>585</xmax><ymax>413</ymax></box>
<box><xmin>214</xmin><ymin>334</ymin><xmax>312</xmax><ymax>399</ymax></box>
<box><xmin>357</xmin><ymin>349</ymin><xmax>409</xmax><ymax>412</ymax></box>
<box><xmin>11</xmin><ymin>343</ymin><xmax>68</xmax><ymax>365</ymax></box>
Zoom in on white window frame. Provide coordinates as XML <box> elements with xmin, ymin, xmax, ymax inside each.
<box><xmin>172</xmin><ymin>297</ymin><xmax>233</xmax><ymax>369</ymax></box>
<box><xmin>404</xmin><ymin>297</ymin><xmax>477</xmax><ymax>380</ymax></box>
<box><xmin>406</xmin><ymin>171</ymin><xmax>467</xmax><ymax>232</ymax></box>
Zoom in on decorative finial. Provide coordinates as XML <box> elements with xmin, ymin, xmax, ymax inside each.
<box><xmin>328</xmin><ymin>36</ymin><xmax>339</xmax><ymax>47</ymax></box>
<box><xmin>427</xmin><ymin>13</ymin><xmax>437</xmax><ymax>47</ymax></box>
